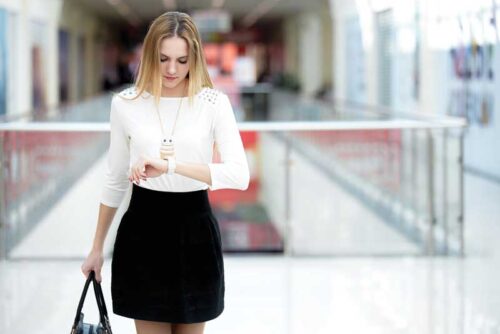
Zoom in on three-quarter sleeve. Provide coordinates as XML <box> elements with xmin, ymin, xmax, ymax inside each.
<box><xmin>100</xmin><ymin>96</ymin><xmax>130</xmax><ymax>207</ymax></box>
<box><xmin>207</xmin><ymin>93</ymin><xmax>250</xmax><ymax>191</ymax></box>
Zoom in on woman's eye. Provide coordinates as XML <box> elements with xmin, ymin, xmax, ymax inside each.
<box><xmin>160</xmin><ymin>59</ymin><xmax>187</xmax><ymax>64</ymax></box>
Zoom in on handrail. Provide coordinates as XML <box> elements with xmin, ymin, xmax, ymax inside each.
<box><xmin>330</xmin><ymin>98</ymin><xmax>467</xmax><ymax>122</ymax></box>
<box><xmin>0</xmin><ymin>119</ymin><xmax>466</xmax><ymax>257</ymax></box>
<box><xmin>0</xmin><ymin>119</ymin><xmax>467</xmax><ymax>132</ymax></box>
<box><xmin>269</xmin><ymin>89</ymin><xmax>469</xmax><ymax>124</ymax></box>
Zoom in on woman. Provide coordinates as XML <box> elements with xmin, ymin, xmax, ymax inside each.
<box><xmin>81</xmin><ymin>11</ymin><xmax>250</xmax><ymax>334</ymax></box>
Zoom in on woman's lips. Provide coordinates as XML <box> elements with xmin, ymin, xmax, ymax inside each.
<box><xmin>164</xmin><ymin>76</ymin><xmax>177</xmax><ymax>81</ymax></box>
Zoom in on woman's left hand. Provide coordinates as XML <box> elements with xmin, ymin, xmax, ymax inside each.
<box><xmin>129</xmin><ymin>155</ymin><xmax>168</xmax><ymax>184</ymax></box>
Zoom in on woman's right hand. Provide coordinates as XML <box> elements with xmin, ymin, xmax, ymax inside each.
<box><xmin>81</xmin><ymin>249</ymin><xmax>104</xmax><ymax>283</ymax></box>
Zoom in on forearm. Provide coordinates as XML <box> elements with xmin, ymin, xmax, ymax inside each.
<box><xmin>92</xmin><ymin>203</ymin><xmax>118</xmax><ymax>252</ymax></box>
<box><xmin>174</xmin><ymin>160</ymin><xmax>212</xmax><ymax>186</ymax></box>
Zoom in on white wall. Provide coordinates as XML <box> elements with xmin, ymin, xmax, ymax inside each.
<box><xmin>59</xmin><ymin>0</ymin><xmax>109</xmax><ymax>103</ymax></box>
<box><xmin>0</xmin><ymin>0</ymin><xmax>63</xmax><ymax>118</ymax></box>
<box><xmin>284</xmin><ymin>16</ymin><xmax>298</xmax><ymax>79</ymax></box>
<box><xmin>283</xmin><ymin>9</ymin><xmax>333</xmax><ymax>97</ymax></box>
<box><xmin>0</xmin><ymin>0</ymin><xmax>109</xmax><ymax>119</ymax></box>
<box><xmin>297</xmin><ymin>12</ymin><xmax>322</xmax><ymax>96</ymax></box>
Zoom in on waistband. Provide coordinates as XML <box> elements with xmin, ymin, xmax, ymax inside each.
<box><xmin>129</xmin><ymin>183</ymin><xmax>212</xmax><ymax>214</ymax></box>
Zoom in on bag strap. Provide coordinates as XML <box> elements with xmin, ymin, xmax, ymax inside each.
<box><xmin>71</xmin><ymin>271</ymin><xmax>94</xmax><ymax>330</ymax></box>
<box><xmin>71</xmin><ymin>271</ymin><xmax>110</xmax><ymax>331</ymax></box>
<box><xmin>92</xmin><ymin>273</ymin><xmax>110</xmax><ymax>325</ymax></box>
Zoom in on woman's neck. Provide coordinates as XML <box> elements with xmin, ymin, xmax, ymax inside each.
<box><xmin>161</xmin><ymin>80</ymin><xmax>188</xmax><ymax>97</ymax></box>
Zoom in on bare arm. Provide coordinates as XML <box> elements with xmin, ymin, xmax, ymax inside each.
<box><xmin>92</xmin><ymin>203</ymin><xmax>119</xmax><ymax>252</ymax></box>
<box><xmin>81</xmin><ymin>202</ymin><xmax>119</xmax><ymax>282</ymax></box>
<box><xmin>83</xmin><ymin>94</ymin><xmax>129</xmax><ymax>282</ymax></box>
<box><xmin>174</xmin><ymin>160</ymin><xmax>212</xmax><ymax>186</ymax></box>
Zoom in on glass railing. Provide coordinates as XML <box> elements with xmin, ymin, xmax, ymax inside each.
<box><xmin>0</xmin><ymin>90</ymin><xmax>466</xmax><ymax>259</ymax></box>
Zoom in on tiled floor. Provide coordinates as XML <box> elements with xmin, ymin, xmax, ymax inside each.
<box><xmin>1</xmin><ymin>172</ymin><xmax>500</xmax><ymax>334</ymax></box>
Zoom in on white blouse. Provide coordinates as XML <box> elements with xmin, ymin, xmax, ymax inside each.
<box><xmin>100</xmin><ymin>86</ymin><xmax>250</xmax><ymax>208</ymax></box>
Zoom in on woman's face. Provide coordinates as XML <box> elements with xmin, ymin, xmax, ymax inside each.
<box><xmin>159</xmin><ymin>36</ymin><xmax>190</xmax><ymax>89</ymax></box>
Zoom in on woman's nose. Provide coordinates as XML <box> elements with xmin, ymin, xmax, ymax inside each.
<box><xmin>167</xmin><ymin>62</ymin><xmax>176</xmax><ymax>74</ymax></box>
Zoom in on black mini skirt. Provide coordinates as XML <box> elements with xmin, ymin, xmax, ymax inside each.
<box><xmin>111</xmin><ymin>183</ymin><xmax>224</xmax><ymax>324</ymax></box>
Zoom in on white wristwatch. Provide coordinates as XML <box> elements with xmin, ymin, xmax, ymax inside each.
<box><xmin>166</xmin><ymin>156</ymin><xmax>176</xmax><ymax>175</ymax></box>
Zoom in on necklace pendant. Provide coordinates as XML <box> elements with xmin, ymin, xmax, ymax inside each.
<box><xmin>161</xmin><ymin>136</ymin><xmax>174</xmax><ymax>147</ymax></box>
<box><xmin>160</xmin><ymin>136</ymin><xmax>175</xmax><ymax>159</ymax></box>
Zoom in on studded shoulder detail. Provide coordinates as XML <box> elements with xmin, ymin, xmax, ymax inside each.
<box><xmin>198</xmin><ymin>87</ymin><xmax>221</xmax><ymax>106</ymax></box>
<box><xmin>119</xmin><ymin>86</ymin><xmax>138</xmax><ymax>98</ymax></box>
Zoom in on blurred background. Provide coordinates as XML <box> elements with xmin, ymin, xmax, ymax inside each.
<box><xmin>0</xmin><ymin>0</ymin><xmax>499</xmax><ymax>333</ymax></box>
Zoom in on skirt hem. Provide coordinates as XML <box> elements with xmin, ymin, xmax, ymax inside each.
<box><xmin>112</xmin><ymin>302</ymin><xmax>224</xmax><ymax>324</ymax></box>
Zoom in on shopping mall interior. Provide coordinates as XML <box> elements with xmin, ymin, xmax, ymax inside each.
<box><xmin>1</xmin><ymin>0</ymin><xmax>500</xmax><ymax>333</ymax></box>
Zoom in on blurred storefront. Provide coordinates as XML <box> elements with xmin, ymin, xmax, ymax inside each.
<box><xmin>331</xmin><ymin>0</ymin><xmax>500</xmax><ymax>181</ymax></box>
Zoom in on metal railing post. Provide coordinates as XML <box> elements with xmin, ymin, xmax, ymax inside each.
<box><xmin>426</xmin><ymin>129</ymin><xmax>436</xmax><ymax>255</ymax></box>
<box><xmin>411</xmin><ymin>129</ymin><xmax>418</xmax><ymax>249</ymax></box>
<box><xmin>458</xmin><ymin>130</ymin><xmax>465</xmax><ymax>257</ymax></box>
<box><xmin>443</xmin><ymin>129</ymin><xmax>449</xmax><ymax>254</ymax></box>
<box><xmin>284</xmin><ymin>133</ymin><xmax>293</xmax><ymax>257</ymax></box>
<box><xmin>0</xmin><ymin>133</ymin><xmax>6</xmax><ymax>259</ymax></box>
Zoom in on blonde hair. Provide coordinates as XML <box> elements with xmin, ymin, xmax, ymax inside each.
<box><xmin>119</xmin><ymin>11</ymin><xmax>213</xmax><ymax>106</ymax></box>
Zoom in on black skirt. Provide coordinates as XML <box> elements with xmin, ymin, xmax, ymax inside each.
<box><xmin>111</xmin><ymin>183</ymin><xmax>225</xmax><ymax>324</ymax></box>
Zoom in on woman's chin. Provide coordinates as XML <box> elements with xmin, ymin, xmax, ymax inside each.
<box><xmin>161</xmin><ymin>83</ymin><xmax>175</xmax><ymax>89</ymax></box>
<box><xmin>162</xmin><ymin>79</ymin><xmax>185</xmax><ymax>88</ymax></box>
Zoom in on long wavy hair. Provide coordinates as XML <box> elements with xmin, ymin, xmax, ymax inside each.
<box><xmin>119</xmin><ymin>11</ymin><xmax>213</xmax><ymax>106</ymax></box>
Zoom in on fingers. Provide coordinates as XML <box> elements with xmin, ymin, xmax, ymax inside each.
<box><xmin>81</xmin><ymin>266</ymin><xmax>89</xmax><ymax>278</ymax></box>
<box><xmin>128</xmin><ymin>162</ymin><xmax>148</xmax><ymax>184</ymax></box>
<box><xmin>129</xmin><ymin>168</ymin><xmax>139</xmax><ymax>184</ymax></box>
<box><xmin>136</xmin><ymin>166</ymin><xmax>146</xmax><ymax>181</ymax></box>
<box><xmin>95</xmin><ymin>270</ymin><xmax>103</xmax><ymax>283</ymax></box>
<box><xmin>83</xmin><ymin>269</ymin><xmax>102</xmax><ymax>282</ymax></box>
<box><xmin>81</xmin><ymin>266</ymin><xmax>99</xmax><ymax>281</ymax></box>
<box><xmin>81</xmin><ymin>252</ymin><xmax>104</xmax><ymax>282</ymax></box>
<box><xmin>128</xmin><ymin>169</ymin><xmax>136</xmax><ymax>184</ymax></box>
<box><xmin>140</xmin><ymin>166</ymin><xmax>147</xmax><ymax>180</ymax></box>
<box><xmin>134</xmin><ymin>167</ymin><xmax>144</xmax><ymax>184</ymax></box>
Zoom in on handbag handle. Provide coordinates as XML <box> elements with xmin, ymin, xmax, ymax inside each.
<box><xmin>92</xmin><ymin>274</ymin><xmax>111</xmax><ymax>324</ymax></box>
<box><xmin>71</xmin><ymin>271</ymin><xmax>110</xmax><ymax>330</ymax></box>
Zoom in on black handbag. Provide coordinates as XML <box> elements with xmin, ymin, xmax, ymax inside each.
<box><xmin>70</xmin><ymin>271</ymin><xmax>113</xmax><ymax>334</ymax></box>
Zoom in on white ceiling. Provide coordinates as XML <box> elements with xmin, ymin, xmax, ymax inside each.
<box><xmin>73</xmin><ymin>0</ymin><xmax>328</xmax><ymax>26</ymax></box>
